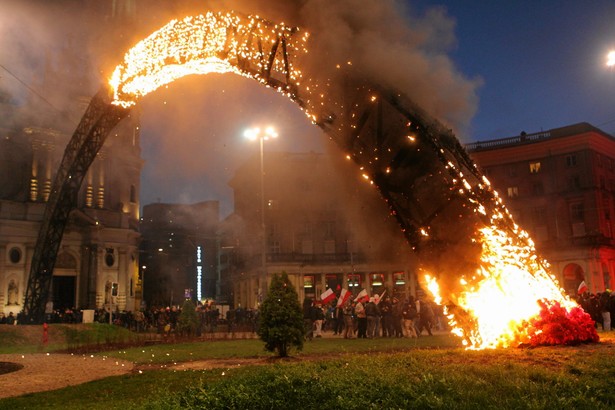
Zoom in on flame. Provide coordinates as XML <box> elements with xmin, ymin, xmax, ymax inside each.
<box><xmin>426</xmin><ymin>217</ymin><xmax>597</xmax><ymax>350</ymax></box>
<box><xmin>109</xmin><ymin>12</ymin><xmax>308</xmax><ymax>108</ymax></box>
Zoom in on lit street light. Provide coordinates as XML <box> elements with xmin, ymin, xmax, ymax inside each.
<box><xmin>607</xmin><ymin>50</ymin><xmax>615</xmax><ymax>67</ymax></box>
<box><xmin>244</xmin><ymin>126</ymin><xmax>278</xmax><ymax>305</ymax></box>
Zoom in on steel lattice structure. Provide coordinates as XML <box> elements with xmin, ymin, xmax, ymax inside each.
<box><xmin>22</xmin><ymin>12</ymin><xmax>506</xmax><ymax>323</ymax></box>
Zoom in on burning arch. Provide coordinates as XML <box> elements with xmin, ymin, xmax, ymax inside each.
<box><xmin>22</xmin><ymin>11</ymin><xmax>584</xmax><ymax>348</ymax></box>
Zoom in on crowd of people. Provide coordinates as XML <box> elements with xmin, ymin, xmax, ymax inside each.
<box><xmin>577</xmin><ymin>290</ymin><xmax>615</xmax><ymax>331</ymax></box>
<box><xmin>5</xmin><ymin>289</ymin><xmax>612</xmax><ymax>339</ymax></box>
<box><xmin>17</xmin><ymin>303</ymin><xmax>261</xmax><ymax>336</ymax></box>
<box><xmin>303</xmin><ymin>294</ymin><xmax>444</xmax><ymax>339</ymax></box>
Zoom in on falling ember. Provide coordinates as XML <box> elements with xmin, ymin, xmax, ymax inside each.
<box><xmin>426</xmin><ymin>226</ymin><xmax>599</xmax><ymax>350</ymax></box>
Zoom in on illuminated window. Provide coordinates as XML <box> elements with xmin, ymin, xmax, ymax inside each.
<box><xmin>347</xmin><ymin>274</ymin><xmax>361</xmax><ymax>288</ymax></box>
<box><xmin>393</xmin><ymin>272</ymin><xmax>406</xmax><ymax>285</ymax></box>
<box><xmin>304</xmin><ymin>275</ymin><xmax>314</xmax><ymax>289</ymax></box>
<box><xmin>529</xmin><ymin>162</ymin><xmax>541</xmax><ymax>173</ymax></box>
<box><xmin>370</xmin><ymin>273</ymin><xmax>384</xmax><ymax>287</ymax></box>
<box><xmin>507</xmin><ymin>186</ymin><xmax>519</xmax><ymax>198</ymax></box>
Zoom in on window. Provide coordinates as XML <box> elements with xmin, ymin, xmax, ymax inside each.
<box><xmin>130</xmin><ymin>185</ymin><xmax>136</xmax><ymax>203</ymax></box>
<box><xmin>301</xmin><ymin>240</ymin><xmax>313</xmax><ymax>254</ymax></box>
<box><xmin>325</xmin><ymin>274</ymin><xmax>341</xmax><ymax>290</ymax></box>
<box><xmin>507</xmin><ymin>165</ymin><xmax>517</xmax><ymax>177</ymax></box>
<box><xmin>529</xmin><ymin>162</ymin><xmax>541</xmax><ymax>174</ymax></box>
<box><xmin>8</xmin><ymin>247</ymin><xmax>21</xmax><ymax>264</ymax></box>
<box><xmin>532</xmin><ymin>207</ymin><xmax>546</xmax><ymax>226</ymax></box>
<box><xmin>532</xmin><ymin>182</ymin><xmax>544</xmax><ymax>195</ymax></box>
<box><xmin>370</xmin><ymin>273</ymin><xmax>385</xmax><ymax>287</ymax></box>
<box><xmin>566</xmin><ymin>154</ymin><xmax>577</xmax><ymax>167</ymax></box>
<box><xmin>570</xmin><ymin>203</ymin><xmax>584</xmax><ymax>222</ymax></box>
<box><xmin>507</xmin><ymin>186</ymin><xmax>519</xmax><ymax>198</ymax></box>
<box><xmin>323</xmin><ymin>221</ymin><xmax>336</xmax><ymax>238</ymax></box>
<box><xmin>324</xmin><ymin>239</ymin><xmax>336</xmax><ymax>254</ymax></box>
<box><xmin>105</xmin><ymin>249</ymin><xmax>115</xmax><ymax>267</ymax></box>
<box><xmin>568</xmin><ymin>175</ymin><xmax>581</xmax><ymax>190</ymax></box>
<box><xmin>304</xmin><ymin>275</ymin><xmax>314</xmax><ymax>289</ymax></box>
<box><xmin>270</xmin><ymin>241</ymin><xmax>281</xmax><ymax>254</ymax></box>
<box><xmin>347</xmin><ymin>274</ymin><xmax>361</xmax><ymax>288</ymax></box>
<box><xmin>393</xmin><ymin>272</ymin><xmax>406</xmax><ymax>285</ymax></box>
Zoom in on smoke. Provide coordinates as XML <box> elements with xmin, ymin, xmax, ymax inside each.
<box><xmin>1</xmin><ymin>0</ymin><xmax>480</xmax><ymax>221</ymax></box>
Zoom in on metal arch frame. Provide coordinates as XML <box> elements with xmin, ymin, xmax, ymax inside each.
<box><xmin>21</xmin><ymin>89</ymin><xmax>131</xmax><ymax>323</ymax></box>
<box><xmin>23</xmin><ymin>13</ymin><xmax>516</xmax><ymax>324</ymax></box>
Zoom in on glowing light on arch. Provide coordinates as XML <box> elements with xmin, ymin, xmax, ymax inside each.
<box><xmin>109</xmin><ymin>11</ymin><xmax>309</xmax><ymax>108</ymax></box>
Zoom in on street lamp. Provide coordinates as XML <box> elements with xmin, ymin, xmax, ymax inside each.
<box><xmin>607</xmin><ymin>50</ymin><xmax>615</xmax><ymax>68</ymax></box>
<box><xmin>244</xmin><ymin>126</ymin><xmax>278</xmax><ymax>305</ymax></box>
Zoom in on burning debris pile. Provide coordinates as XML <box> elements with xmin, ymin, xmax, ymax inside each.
<box><xmin>427</xmin><ymin>224</ymin><xmax>599</xmax><ymax>349</ymax></box>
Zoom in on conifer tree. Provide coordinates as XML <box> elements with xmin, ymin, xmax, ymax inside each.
<box><xmin>257</xmin><ymin>272</ymin><xmax>305</xmax><ymax>357</ymax></box>
<box><xmin>177</xmin><ymin>299</ymin><xmax>199</xmax><ymax>337</ymax></box>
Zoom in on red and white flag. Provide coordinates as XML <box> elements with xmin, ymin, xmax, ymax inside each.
<box><xmin>354</xmin><ymin>289</ymin><xmax>369</xmax><ymax>303</ymax></box>
<box><xmin>320</xmin><ymin>288</ymin><xmax>336</xmax><ymax>304</ymax></box>
<box><xmin>337</xmin><ymin>288</ymin><xmax>351</xmax><ymax>307</ymax></box>
<box><xmin>375</xmin><ymin>289</ymin><xmax>386</xmax><ymax>305</ymax></box>
<box><xmin>577</xmin><ymin>281</ymin><xmax>588</xmax><ymax>295</ymax></box>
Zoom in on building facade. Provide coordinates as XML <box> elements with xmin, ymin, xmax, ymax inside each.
<box><xmin>227</xmin><ymin>151</ymin><xmax>418</xmax><ymax>309</ymax></box>
<box><xmin>139</xmin><ymin>201</ymin><xmax>219</xmax><ymax>308</ymax></box>
<box><xmin>467</xmin><ymin>122</ymin><xmax>615</xmax><ymax>295</ymax></box>
<box><xmin>0</xmin><ymin>117</ymin><xmax>143</xmax><ymax>317</ymax></box>
<box><xmin>0</xmin><ymin>1</ymin><xmax>145</xmax><ymax>318</ymax></box>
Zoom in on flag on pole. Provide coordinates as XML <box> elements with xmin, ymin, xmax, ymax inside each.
<box><xmin>337</xmin><ymin>288</ymin><xmax>351</xmax><ymax>307</ymax></box>
<box><xmin>577</xmin><ymin>281</ymin><xmax>588</xmax><ymax>295</ymax></box>
<box><xmin>354</xmin><ymin>289</ymin><xmax>369</xmax><ymax>303</ymax></box>
<box><xmin>320</xmin><ymin>288</ymin><xmax>336</xmax><ymax>304</ymax></box>
<box><xmin>375</xmin><ymin>289</ymin><xmax>386</xmax><ymax>305</ymax></box>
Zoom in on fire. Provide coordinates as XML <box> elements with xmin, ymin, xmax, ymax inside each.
<box><xmin>109</xmin><ymin>12</ymin><xmax>308</xmax><ymax>108</ymax></box>
<box><xmin>426</xmin><ymin>215</ymin><xmax>599</xmax><ymax>350</ymax></box>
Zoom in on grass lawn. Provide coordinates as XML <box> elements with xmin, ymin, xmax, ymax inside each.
<box><xmin>1</xmin><ymin>325</ymin><xmax>614</xmax><ymax>409</ymax></box>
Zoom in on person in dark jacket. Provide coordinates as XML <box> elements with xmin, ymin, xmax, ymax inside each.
<box><xmin>365</xmin><ymin>297</ymin><xmax>380</xmax><ymax>338</ymax></box>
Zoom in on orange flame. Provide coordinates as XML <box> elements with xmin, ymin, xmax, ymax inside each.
<box><xmin>426</xmin><ymin>222</ymin><xmax>579</xmax><ymax>350</ymax></box>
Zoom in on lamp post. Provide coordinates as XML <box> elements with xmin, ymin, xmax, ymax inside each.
<box><xmin>244</xmin><ymin>126</ymin><xmax>278</xmax><ymax>306</ymax></box>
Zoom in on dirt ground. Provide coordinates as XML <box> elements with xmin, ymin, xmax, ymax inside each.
<box><xmin>0</xmin><ymin>353</ymin><xmax>134</xmax><ymax>399</ymax></box>
<box><xmin>0</xmin><ymin>351</ymin><xmax>290</xmax><ymax>400</ymax></box>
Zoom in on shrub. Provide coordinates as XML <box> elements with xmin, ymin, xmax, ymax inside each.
<box><xmin>177</xmin><ymin>300</ymin><xmax>199</xmax><ymax>337</ymax></box>
<box><xmin>257</xmin><ymin>272</ymin><xmax>304</xmax><ymax>357</ymax></box>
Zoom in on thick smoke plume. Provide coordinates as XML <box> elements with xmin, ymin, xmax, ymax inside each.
<box><xmin>1</xmin><ymin>0</ymin><xmax>480</xmax><ymax>219</ymax></box>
